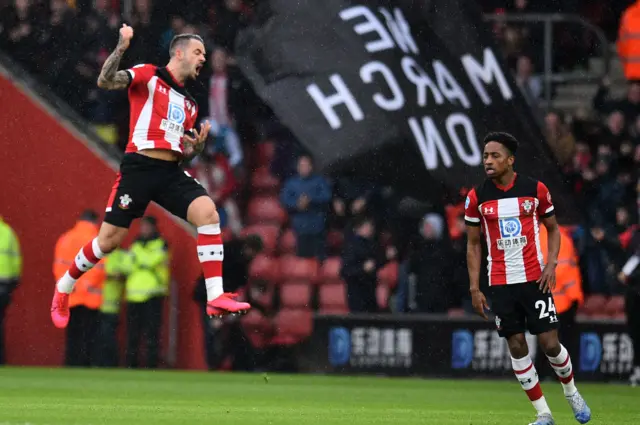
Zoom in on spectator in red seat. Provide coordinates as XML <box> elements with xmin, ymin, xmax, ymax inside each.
<box><xmin>280</xmin><ymin>154</ymin><xmax>331</xmax><ymax>259</ymax></box>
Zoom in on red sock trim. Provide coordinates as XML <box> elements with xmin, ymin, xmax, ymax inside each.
<box><xmin>82</xmin><ymin>240</ymin><xmax>100</xmax><ymax>264</ymax></box>
<box><xmin>514</xmin><ymin>362</ymin><xmax>534</xmax><ymax>375</ymax></box>
<box><xmin>550</xmin><ymin>356</ymin><xmax>570</xmax><ymax>368</ymax></box>
<box><xmin>558</xmin><ymin>371</ymin><xmax>574</xmax><ymax>384</ymax></box>
<box><xmin>69</xmin><ymin>263</ymin><xmax>82</xmax><ymax>279</ymax></box>
<box><xmin>525</xmin><ymin>383</ymin><xmax>544</xmax><ymax>401</ymax></box>
<box><xmin>201</xmin><ymin>261</ymin><xmax>222</xmax><ymax>278</ymax></box>
<box><xmin>198</xmin><ymin>233</ymin><xmax>222</xmax><ymax>245</ymax></box>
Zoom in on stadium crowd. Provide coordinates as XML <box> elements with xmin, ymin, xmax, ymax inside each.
<box><xmin>1</xmin><ymin>0</ymin><xmax>639</xmax><ymax>372</ymax></box>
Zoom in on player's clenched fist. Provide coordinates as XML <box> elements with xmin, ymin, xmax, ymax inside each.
<box><xmin>118</xmin><ymin>24</ymin><xmax>134</xmax><ymax>51</ymax></box>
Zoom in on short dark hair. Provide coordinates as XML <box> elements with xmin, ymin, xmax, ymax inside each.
<box><xmin>483</xmin><ymin>131</ymin><xmax>519</xmax><ymax>156</ymax></box>
<box><xmin>142</xmin><ymin>215</ymin><xmax>157</xmax><ymax>226</ymax></box>
<box><xmin>169</xmin><ymin>34</ymin><xmax>204</xmax><ymax>57</ymax></box>
<box><xmin>243</xmin><ymin>234</ymin><xmax>264</xmax><ymax>253</ymax></box>
<box><xmin>79</xmin><ymin>209</ymin><xmax>98</xmax><ymax>223</ymax></box>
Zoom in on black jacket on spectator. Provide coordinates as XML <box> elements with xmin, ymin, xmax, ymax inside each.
<box><xmin>408</xmin><ymin>237</ymin><xmax>454</xmax><ymax>313</ymax></box>
<box><xmin>340</xmin><ymin>234</ymin><xmax>385</xmax><ymax>313</ymax></box>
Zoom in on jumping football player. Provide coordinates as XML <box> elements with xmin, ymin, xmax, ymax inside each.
<box><xmin>50</xmin><ymin>24</ymin><xmax>250</xmax><ymax>328</ymax></box>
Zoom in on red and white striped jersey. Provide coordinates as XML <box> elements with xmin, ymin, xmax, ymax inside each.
<box><xmin>124</xmin><ymin>64</ymin><xmax>198</xmax><ymax>154</ymax></box>
<box><xmin>464</xmin><ymin>174</ymin><xmax>555</xmax><ymax>286</ymax></box>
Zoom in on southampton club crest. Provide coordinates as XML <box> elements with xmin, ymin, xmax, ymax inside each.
<box><xmin>119</xmin><ymin>194</ymin><xmax>132</xmax><ymax>210</ymax></box>
<box><xmin>522</xmin><ymin>199</ymin><xmax>533</xmax><ymax>215</ymax></box>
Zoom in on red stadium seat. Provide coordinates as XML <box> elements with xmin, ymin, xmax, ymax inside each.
<box><xmin>320</xmin><ymin>256</ymin><xmax>342</xmax><ymax>285</ymax></box>
<box><xmin>604</xmin><ymin>295</ymin><xmax>625</xmax><ymax>317</ymax></box>
<box><xmin>241</xmin><ymin>224</ymin><xmax>280</xmax><ymax>255</ymax></box>
<box><xmin>248</xmin><ymin>254</ymin><xmax>280</xmax><ymax>284</ymax></box>
<box><xmin>279</xmin><ymin>282</ymin><xmax>312</xmax><ymax>309</ymax></box>
<box><xmin>251</xmin><ymin>284</ymin><xmax>276</xmax><ymax>310</ymax></box>
<box><xmin>271</xmin><ymin>309</ymin><xmax>314</xmax><ymax>345</ymax></box>
<box><xmin>278</xmin><ymin>255</ymin><xmax>320</xmax><ymax>285</ymax></box>
<box><xmin>579</xmin><ymin>294</ymin><xmax>607</xmax><ymax>316</ymax></box>
<box><xmin>278</xmin><ymin>228</ymin><xmax>297</xmax><ymax>255</ymax></box>
<box><xmin>255</xmin><ymin>140</ymin><xmax>275</xmax><ymax>167</ymax></box>
<box><xmin>588</xmin><ymin>313</ymin><xmax>611</xmax><ymax>320</ymax></box>
<box><xmin>321</xmin><ymin>306</ymin><xmax>350</xmax><ymax>315</ymax></box>
<box><xmin>447</xmin><ymin>308</ymin><xmax>467</xmax><ymax>317</ymax></box>
<box><xmin>378</xmin><ymin>261</ymin><xmax>399</xmax><ymax>289</ymax></box>
<box><xmin>246</xmin><ymin>196</ymin><xmax>287</xmax><ymax>226</ymax></box>
<box><xmin>318</xmin><ymin>282</ymin><xmax>348</xmax><ymax>314</ymax></box>
<box><xmin>611</xmin><ymin>311</ymin><xmax>627</xmax><ymax>320</ymax></box>
<box><xmin>241</xmin><ymin>310</ymin><xmax>275</xmax><ymax>348</ymax></box>
<box><xmin>250</xmin><ymin>166</ymin><xmax>280</xmax><ymax>195</ymax></box>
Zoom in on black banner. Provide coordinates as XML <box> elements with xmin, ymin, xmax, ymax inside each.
<box><xmin>303</xmin><ymin>315</ymin><xmax>633</xmax><ymax>382</ymax></box>
<box><xmin>236</xmin><ymin>0</ymin><xmax>577</xmax><ymax>220</ymax></box>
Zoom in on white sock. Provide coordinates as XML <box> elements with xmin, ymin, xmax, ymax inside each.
<box><xmin>56</xmin><ymin>271</ymin><xmax>77</xmax><ymax>294</ymax></box>
<box><xmin>547</xmin><ymin>344</ymin><xmax>578</xmax><ymax>396</ymax></box>
<box><xmin>205</xmin><ymin>277</ymin><xmax>224</xmax><ymax>301</ymax></box>
<box><xmin>512</xmin><ymin>354</ymin><xmax>551</xmax><ymax>416</ymax></box>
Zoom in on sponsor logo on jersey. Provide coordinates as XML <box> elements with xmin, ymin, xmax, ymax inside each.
<box><xmin>497</xmin><ymin>217</ymin><xmax>527</xmax><ymax>250</ymax></box>
<box><xmin>168</xmin><ymin>103</ymin><xmax>186</xmax><ymax>124</ymax></box>
<box><xmin>160</xmin><ymin>119</ymin><xmax>185</xmax><ymax>137</ymax></box>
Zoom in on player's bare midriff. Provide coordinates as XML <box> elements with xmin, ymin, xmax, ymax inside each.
<box><xmin>138</xmin><ymin>148</ymin><xmax>181</xmax><ymax>162</ymax></box>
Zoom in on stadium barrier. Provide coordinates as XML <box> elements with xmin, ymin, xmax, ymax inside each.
<box><xmin>301</xmin><ymin>314</ymin><xmax>632</xmax><ymax>382</ymax></box>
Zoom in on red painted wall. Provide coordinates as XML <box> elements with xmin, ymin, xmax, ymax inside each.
<box><xmin>0</xmin><ymin>75</ymin><xmax>207</xmax><ymax>370</ymax></box>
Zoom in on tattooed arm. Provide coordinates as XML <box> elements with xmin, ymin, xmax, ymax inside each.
<box><xmin>182</xmin><ymin>138</ymin><xmax>206</xmax><ymax>162</ymax></box>
<box><xmin>97</xmin><ymin>24</ymin><xmax>134</xmax><ymax>90</ymax></box>
<box><xmin>182</xmin><ymin>122</ymin><xmax>212</xmax><ymax>162</ymax></box>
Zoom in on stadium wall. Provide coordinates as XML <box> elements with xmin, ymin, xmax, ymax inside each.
<box><xmin>0</xmin><ymin>74</ymin><xmax>207</xmax><ymax>370</ymax></box>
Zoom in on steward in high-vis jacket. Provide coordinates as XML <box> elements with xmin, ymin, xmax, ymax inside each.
<box><xmin>125</xmin><ymin>216</ymin><xmax>169</xmax><ymax>369</ymax></box>
<box><xmin>95</xmin><ymin>248</ymin><xmax>132</xmax><ymax>367</ymax></box>
<box><xmin>618</xmin><ymin>1</ymin><xmax>640</xmax><ymax>81</ymax></box>
<box><xmin>0</xmin><ymin>216</ymin><xmax>21</xmax><ymax>365</ymax></box>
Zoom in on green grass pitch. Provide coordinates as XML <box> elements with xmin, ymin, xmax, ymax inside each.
<box><xmin>0</xmin><ymin>367</ymin><xmax>637</xmax><ymax>424</ymax></box>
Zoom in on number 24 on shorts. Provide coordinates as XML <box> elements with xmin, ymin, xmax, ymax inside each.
<box><xmin>535</xmin><ymin>297</ymin><xmax>557</xmax><ymax>320</ymax></box>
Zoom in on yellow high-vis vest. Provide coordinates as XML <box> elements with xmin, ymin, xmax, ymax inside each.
<box><xmin>125</xmin><ymin>238</ymin><xmax>169</xmax><ymax>303</ymax></box>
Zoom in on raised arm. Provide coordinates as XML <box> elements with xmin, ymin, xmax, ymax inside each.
<box><xmin>97</xmin><ymin>24</ymin><xmax>134</xmax><ymax>90</ymax></box>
